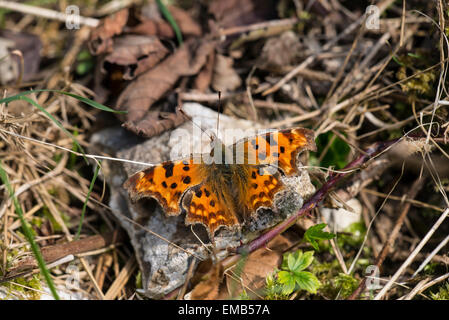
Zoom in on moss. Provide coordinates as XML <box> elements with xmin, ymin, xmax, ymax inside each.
<box><xmin>430</xmin><ymin>282</ymin><xmax>449</xmax><ymax>300</ymax></box>
<box><xmin>2</xmin><ymin>275</ymin><xmax>43</xmax><ymax>300</ymax></box>
<box><xmin>395</xmin><ymin>53</ymin><xmax>437</xmax><ymax>98</ymax></box>
<box><xmin>264</xmin><ymin>272</ymin><xmax>290</xmax><ymax>300</ymax></box>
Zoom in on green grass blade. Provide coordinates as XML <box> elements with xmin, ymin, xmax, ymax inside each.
<box><xmin>0</xmin><ymin>89</ymin><xmax>126</xmax><ymax>165</ymax></box>
<box><xmin>0</xmin><ymin>162</ymin><xmax>60</xmax><ymax>300</ymax></box>
<box><xmin>75</xmin><ymin>161</ymin><xmax>101</xmax><ymax>240</ymax></box>
<box><xmin>156</xmin><ymin>0</ymin><xmax>183</xmax><ymax>45</ymax></box>
<box><xmin>0</xmin><ymin>89</ymin><xmax>126</xmax><ymax>114</ymax></box>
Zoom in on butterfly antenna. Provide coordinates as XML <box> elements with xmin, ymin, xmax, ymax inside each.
<box><xmin>177</xmin><ymin>105</ymin><xmax>213</xmax><ymax>142</ymax></box>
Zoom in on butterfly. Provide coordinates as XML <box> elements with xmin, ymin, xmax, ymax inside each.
<box><xmin>123</xmin><ymin>128</ymin><xmax>316</xmax><ymax>239</ymax></box>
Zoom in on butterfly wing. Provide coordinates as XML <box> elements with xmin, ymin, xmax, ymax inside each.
<box><xmin>238</xmin><ymin>128</ymin><xmax>316</xmax><ymax>175</ymax></box>
<box><xmin>124</xmin><ymin>158</ymin><xmax>203</xmax><ymax>215</ymax></box>
<box><xmin>182</xmin><ymin>184</ymin><xmax>239</xmax><ymax>237</ymax></box>
<box><xmin>243</xmin><ymin>166</ymin><xmax>285</xmax><ymax>214</ymax></box>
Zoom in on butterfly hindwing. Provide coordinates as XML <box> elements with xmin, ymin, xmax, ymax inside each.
<box><xmin>244</xmin><ymin>166</ymin><xmax>285</xmax><ymax>214</ymax></box>
<box><xmin>183</xmin><ymin>184</ymin><xmax>239</xmax><ymax>236</ymax></box>
<box><xmin>124</xmin><ymin>158</ymin><xmax>203</xmax><ymax>215</ymax></box>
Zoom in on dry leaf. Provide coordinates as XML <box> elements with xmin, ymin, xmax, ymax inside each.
<box><xmin>226</xmin><ymin>236</ymin><xmax>291</xmax><ymax>299</ymax></box>
<box><xmin>212</xmin><ymin>54</ymin><xmax>241</xmax><ymax>92</ymax></box>
<box><xmin>129</xmin><ymin>5</ymin><xmax>201</xmax><ymax>39</ymax></box>
<box><xmin>259</xmin><ymin>31</ymin><xmax>303</xmax><ymax>70</ymax></box>
<box><xmin>103</xmin><ymin>35</ymin><xmax>169</xmax><ymax>80</ymax></box>
<box><xmin>0</xmin><ymin>30</ymin><xmax>42</xmax><ymax>84</ymax></box>
<box><xmin>209</xmin><ymin>0</ymin><xmax>277</xmax><ymax>28</ymax></box>
<box><xmin>117</xmin><ymin>39</ymin><xmax>216</xmax><ymax>137</ymax></box>
<box><xmin>88</xmin><ymin>8</ymin><xmax>129</xmax><ymax>55</ymax></box>
<box><xmin>194</xmin><ymin>48</ymin><xmax>215</xmax><ymax>92</ymax></box>
<box><xmin>190</xmin><ymin>263</ymin><xmax>224</xmax><ymax>300</ymax></box>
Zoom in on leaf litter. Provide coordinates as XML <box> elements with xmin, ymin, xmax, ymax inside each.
<box><xmin>0</xmin><ymin>0</ymin><xmax>448</xmax><ymax>301</ymax></box>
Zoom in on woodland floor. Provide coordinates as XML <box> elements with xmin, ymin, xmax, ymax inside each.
<box><xmin>0</xmin><ymin>0</ymin><xmax>448</xmax><ymax>300</ymax></box>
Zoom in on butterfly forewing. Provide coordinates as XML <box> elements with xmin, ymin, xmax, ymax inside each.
<box><xmin>239</xmin><ymin>128</ymin><xmax>316</xmax><ymax>175</ymax></box>
<box><xmin>124</xmin><ymin>157</ymin><xmax>203</xmax><ymax>215</ymax></box>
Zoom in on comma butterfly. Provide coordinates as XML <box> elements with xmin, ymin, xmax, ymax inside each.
<box><xmin>123</xmin><ymin>128</ymin><xmax>316</xmax><ymax>239</ymax></box>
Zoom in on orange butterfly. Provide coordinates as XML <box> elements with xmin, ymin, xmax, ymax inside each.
<box><xmin>124</xmin><ymin>128</ymin><xmax>316</xmax><ymax>239</ymax></box>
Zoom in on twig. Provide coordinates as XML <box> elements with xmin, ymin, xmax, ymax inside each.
<box><xmin>347</xmin><ymin>176</ymin><xmax>424</xmax><ymax>299</ymax></box>
<box><xmin>412</xmin><ymin>234</ymin><xmax>449</xmax><ymax>277</ymax></box>
<box><xmin>0</xmin><ymin>1</ymin><xmax>99</xmax><ymax>27</ymax></box>
<box><xmin>373</xmin><ymin>208</ymin><xmax>449</xmax><ymax>300</ymax></box>
<box><xmin>5</xmin><ymin>233</ymin><xmax>122</xmax><ymax>275</ymax></box>
<box><xmin>219</xmin><ymin>17</ymin><xmax>299</xmax><ymax>36</ymax></box>
<box><xmin>104</xmin><ymin>256</ymin><xmax>137</xmax><ymax>300</ymax></box>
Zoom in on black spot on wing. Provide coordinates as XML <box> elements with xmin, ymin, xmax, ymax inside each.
<box><xmin>163</xmin><ymin>162</ymin><xmax>174</xmax><ymax>178</ymax></box>
<box><xmin>183</xmin><ymin>176</ymin><xmax>191</xmax><ymax>184</ymax></box>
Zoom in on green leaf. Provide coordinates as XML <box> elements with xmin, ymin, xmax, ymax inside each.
<box><xmin>287</xmin><ymin>251</ymin><xmax>299</xmax><ymax>271</ymax></box>
<box><xmin>293</xmin><ymin>251</ymin><xmax>315</xmax><ymax>271</ymax></box>
<box><xmin>304</xmin><ymin>223</ymin><xmax>336</xmax><ymax>251</ymax></box>
<box><xmin>293</xmin><ymin>271</ymin><xmax>321</xmax><ymax>294</ymax></box>
<box><xmin>277</xmin><ymin>250</ymin><xmax>320</xmax><ymax>296</ymax></box>
<box><xmin>278</xmin><ymin>271</ymin><xmax>296</xmax><ymax>295</ymax></box>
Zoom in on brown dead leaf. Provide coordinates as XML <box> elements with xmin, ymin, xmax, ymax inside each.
<box><xmin>259</xmin><ymin>31</ymin><xmax>303</xmax><ymax>70</ymax></box>
<box><xmin>194</xmin><ymin>48</ymin><xmax>215</xmax><ymax>92</ymax></box>
<box><xmin>122</xmin><ymin>109</ymin><xmax>186</xmax><ymax>138</ymax></box>
<box><xmin>88</xmin><ymin>8</ymin><xmax>129</xmax><ymax>55</ymax></box>
<box><xmin>0</xmin><ymin>30</ymin><xmax>42</xmax><ymax>84</ymax></box>
<box><xmin>129</xmin><ymin>5</ymin><xmax>201</xmax><ymax>39</ymax></box>
<box><xmin>190</xmin><ymin>263</ymin><xmax>224</xmax><ymax>300</ymax></box>
<box><xmin>117</xmin><ymin>39</ymin><xmax>216</xmax><ymax>137</ymax></box>
<box><xmin>102</xmin><ymin>35</ymin><xmax>169</xmax><ymax>80</ymax></box>
<box><xmin>212</xmin><ymin>54</ymin><xmax>241</xmax><ymax>92</ymax></box>
<box><xmin>209</xmin><ymin>0</ymin><xmax>277</xmax><ymax>29</ymax></box>
<box><xmin>226</xmin><ymin>235</ymin><xmax>291</xmax><ymax>299</ymax></box>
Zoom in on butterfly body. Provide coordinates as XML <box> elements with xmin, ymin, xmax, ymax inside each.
<box><xmin>124</xmin><ymin>128</ymin><xmax>316</xmax><ymax>239</ymax></box>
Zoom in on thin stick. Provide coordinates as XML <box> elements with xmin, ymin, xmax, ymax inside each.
<box><xmin>373</xmin><ymin>208</ymin><xmax>449</xmax><ymax>300</ymax></box>
<box><xmin>0</xmin><ymin>1</ymin><xmax>99</xmax><ymax>27</ymax></box>
<box><xmin>348</xmin><ymin>175</ymin><xmax>423</xmax><ymax>299</ymax></box>
<box><xmin>412</xmin><ymin>234</ymin><xmax>449</xmax><ymax>277</ymax></box>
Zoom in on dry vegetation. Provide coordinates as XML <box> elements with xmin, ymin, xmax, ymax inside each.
<box><xmin>0</xmin><ymin>0</ymin><xmax>448</xmax><ymax>300</ymax></box>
